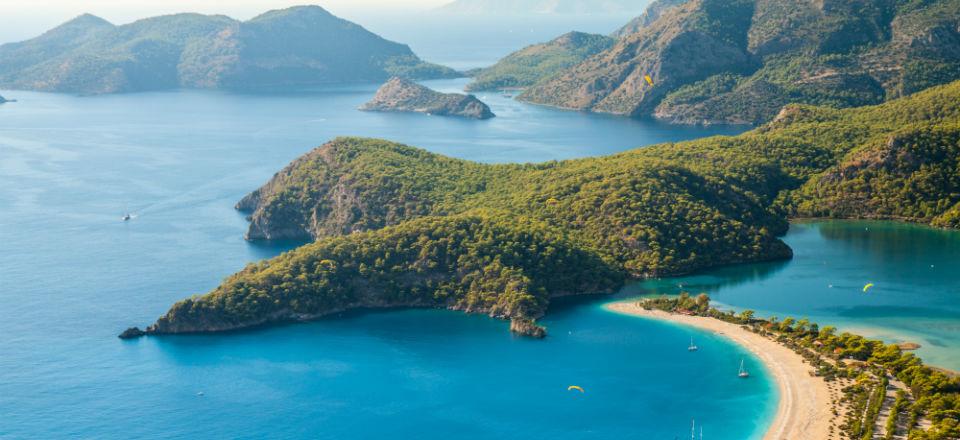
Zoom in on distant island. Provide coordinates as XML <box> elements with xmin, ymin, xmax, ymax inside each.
<box><xmin>0</xmin><ymin>6</ymin><xmax>459</xmax><ymax>95</ymax></box>
<box><xmin>436</xmin><ymin>0</ymin><xmax>647</xmax><ymax>14</ymax></box>
<box><xmin>466</xmin><ymin>32</ymin><xmax>613</xmax><ymax>92</ymax></box>
<box><xmin>123</xmin><ymin>79</ymin><xmax>960</xmax><ymax>340</ymax></box>
<box><xmin>516</xmin><ymin>0</ymin><xmax>960</xmax><ymax>125</ymax></box>
<box><xmin>360</xmin><ymin>77</ymin><xmax>495</xmax><ymax>119</ymax></box>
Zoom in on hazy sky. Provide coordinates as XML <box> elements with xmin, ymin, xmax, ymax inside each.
<box><xmin>0</xmin><ymin>0</ymin><xmax>452</xmax><ymax>43</ymax></box>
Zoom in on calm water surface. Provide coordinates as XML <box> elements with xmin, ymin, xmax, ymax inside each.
<box><xmin>0</xmin><ymin>83</ymin><xmax>769</xmax><ymax>439</ymax></box>
<box><xmin>624</xmin><ymin>221</ymin><xmax>960</xmax><ymax>369</ymax></box>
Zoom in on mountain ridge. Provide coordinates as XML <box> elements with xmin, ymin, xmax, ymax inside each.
<box><xmin>0</xmin><ymin>5</ymin><xmax>459</xmax><ymax>94</ymax></box>
<box><xmin>520</xmin><ymin>0</ymin><xmax>960</xmax><ymax>125</ymax></box>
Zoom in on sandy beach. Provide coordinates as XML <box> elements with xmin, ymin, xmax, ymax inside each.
<box><xmin>605</xmin><ymin>301</ymin><xmax>841</xmax><ymax>440</ymax></box>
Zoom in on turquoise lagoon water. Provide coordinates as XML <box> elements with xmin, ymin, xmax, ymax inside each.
<box><xmin>623</xmin><ymin>221</ymin><xmax>960</xmax><ymax>369</ymax></box>
<box><xmin>0</xmin><ymin>83</ymin><xmax>768</xmax><ymax>439</ymax></box>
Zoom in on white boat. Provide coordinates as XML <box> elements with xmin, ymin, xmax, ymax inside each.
<box><xmin>688</xmin><ymin>337</ymin><xmax>698</xmax><ymax>351</ymax></box>
<box><xmin>738</xmin><ymin>359</ymin><xmax>750</xmax><ymax>378</ymax></box>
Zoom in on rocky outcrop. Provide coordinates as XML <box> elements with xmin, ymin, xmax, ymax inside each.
<box><xmin>510</xmin><ymin>318</ymin><xmax>547</xmax><ymax>338</ymax></box>
<box><xmin>118</xmin><ymin>327</ymin><xmax>146</xmax><ymax>339</ymax></box>
<box><xmin>360</xmin><ymin>77</ymin><xmax>494</xmax><ymax>119</ymax></box>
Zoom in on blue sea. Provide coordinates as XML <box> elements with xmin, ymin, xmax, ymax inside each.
<box><xmin>1</xmin><ymin>79</ymin><xmax>958</xmax><ymax>439</ymax></box>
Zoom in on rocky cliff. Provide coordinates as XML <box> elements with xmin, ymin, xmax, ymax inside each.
<box><xmin>521</xmin><ymin>0</ymin><xmax>960</xmax><ymax>125</ymax></box>
<box><xmin>611</xmin><ymin>0</ymin><xmax>687</xmax><ymax>38</ymax></box>
<box><xmin>360</xmin><ymin>77</ymin><xmax>495</xmax><ymax>119</ymax></box>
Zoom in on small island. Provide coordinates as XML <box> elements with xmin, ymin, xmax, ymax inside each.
<box><xmin>360</xmin><ymin>77</ymin><xmax>495</xmax><ymax>119</ymax></box>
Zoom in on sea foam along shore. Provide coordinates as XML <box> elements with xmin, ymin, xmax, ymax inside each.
<box><xmin>605</xmin><ymin>301</ymin><xmax>841</xmax><ymax>440</ymax></box>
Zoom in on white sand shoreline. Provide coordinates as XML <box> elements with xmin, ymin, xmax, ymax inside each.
<box><xmin>605</xmin><ymin>301</ymin><xmax>840</xmax><ymax>440</ymax></box>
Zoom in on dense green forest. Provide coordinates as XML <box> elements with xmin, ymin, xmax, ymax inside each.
<box><xmin>642</xmin><ymin>295</ymin><xmax>960</xmax><ymax>439</ymax></box>
<box><xmin>147</xmin><ymin>80</ymin><xmax>960</xmax><ymax>339</ymax></box>
<box><xmin>519</xmin><ymin>0</ymin><xmax>960</xmax><ymax>125</ymax></box>
<box><xmin>150</xmin><ymin>214</ymin><xmax>623</xmax><ymax>337</ymax></box>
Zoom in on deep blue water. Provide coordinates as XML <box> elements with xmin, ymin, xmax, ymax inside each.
<box><xmin>0</xmin><ymin>82</ymin><xmax>768</xmax><ymax>439</ymax></box>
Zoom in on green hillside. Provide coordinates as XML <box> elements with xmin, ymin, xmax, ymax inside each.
<box><xmin>144</xmin><ymin>80</ymin><xmax>960</xmax><ymax>338</ymax></box>
<box><xmin>466</xmin><ymin>32</ymin><xmax>614</xmax><ymax>92</ymax></box>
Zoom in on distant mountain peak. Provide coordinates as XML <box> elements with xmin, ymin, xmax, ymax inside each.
<box><xmin>247</xmin><ymin>4</ymin><xmax>335</xmax><ymax>23</ymax></box>
<box><xmin>64</xmin><ymin>13</ymin><xmax>113</xmax><ymax>27</ymax></box>
<box><xmin>51</xmin><ymin>13</ymin><xmax>114</xmax><ymax>32</ymax></box>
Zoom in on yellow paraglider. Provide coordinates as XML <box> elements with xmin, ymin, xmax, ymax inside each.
<box><xmin>863</xmin><ymin>283</ymin><xmax>874</xmax><ymax>293</ymax></box>
<box><xmin>644</xmin><ymin>75</ymin><xmax>654</xmax><ymax>86</ymax></box>
<box><xmin>567</xmin><ymin>385</ymin><xmax>584</xmax><ymax>393</ymax></box>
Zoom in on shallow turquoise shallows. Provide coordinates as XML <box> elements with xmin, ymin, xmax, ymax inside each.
<box><xmin>623</xmin><ymin>220</ymin><xmax>960</xmax><ymax>369</ymax></box>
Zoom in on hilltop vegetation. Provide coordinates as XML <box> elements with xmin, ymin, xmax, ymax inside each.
<box><xmin>520</xmin><ymin>0</ymin><xmax>960</xmax><ymax>125</ymax></box>
<box><xmin>466</xmin><ymin>32</ymin><xmax>614</xmax><ymax>92</ymax></box>
<box><xmin>141</xmin><ymin>80</ymin><xmax>960</xmax><ymax>338</ymax></box>
<box><xmin>0</xmin><ymin>6</ymin><xmax>457</xmax><ymax>94</ymax></box>
<box><xmin>149</xmin><ymin>214</ymin><xmax>623</xmax><ymax>337</ymax></box>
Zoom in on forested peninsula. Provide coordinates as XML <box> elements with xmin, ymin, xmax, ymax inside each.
<box><xmin>120</xmin><ymin>80</ymin><xmax>960</xmax><ymax>339</ymax></box>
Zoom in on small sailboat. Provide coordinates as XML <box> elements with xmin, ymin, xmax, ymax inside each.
<box><xmin>689</xmin><ymin>419</ymin><xmax>704</xmax><ymax>440</ymax></box>
<box><xmin>738</xmin><ymin>359</ymin><xmax>750</xmax><ymax>378</ymax></box>
<box><xmin>688</xmin><ymin>337</ymin><xmax>698</xmax><ymax>352</ymax></box>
